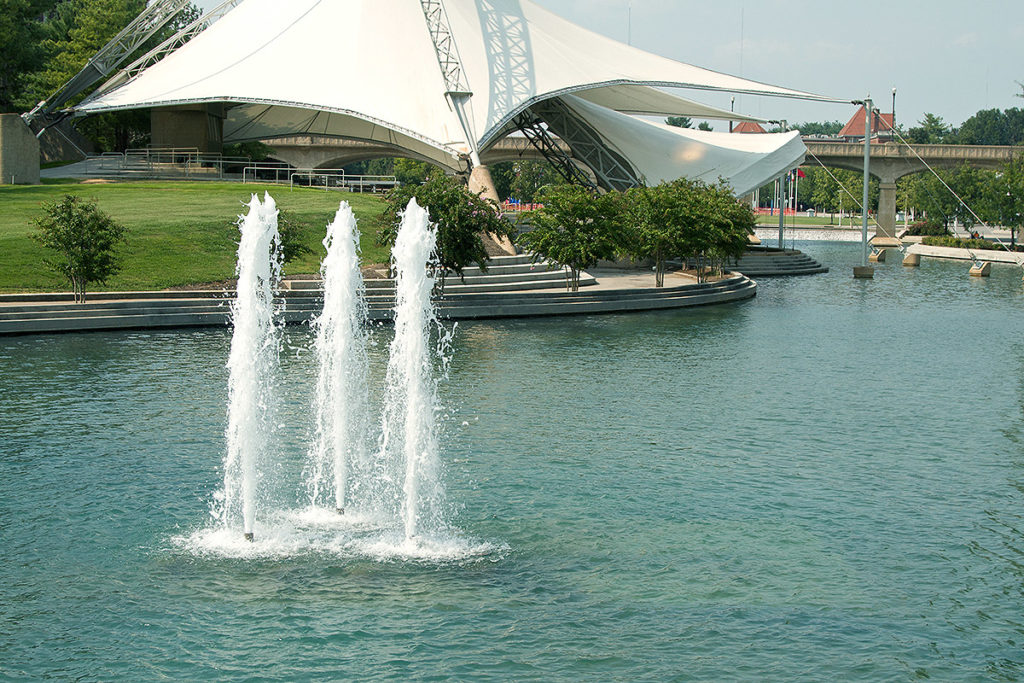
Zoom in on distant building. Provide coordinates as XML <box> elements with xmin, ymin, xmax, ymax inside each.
<box><xmin>731</xmin><ymin>121</ymin><xmax>767</xmax><ymax>134</ymax></box>
<box><xmin>839</xmin><ymin>106</ymin><xmax>894</xmax><ymax>141</ymax></box>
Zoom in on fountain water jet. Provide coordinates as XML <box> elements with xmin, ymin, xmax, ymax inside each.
<box><xmin>377</xmin><ymin>198</ymin><xmax>446</xmax><ymax>541</ymax></box>
<box><xmin>306</xmin><ymin>201</ymin><xmax>370</xmax><ymax>516</ymax></box>
<box><xmin>220</xmin><ymin>193</ymin><xmax>282</xmax><ymax>541</ymax></box>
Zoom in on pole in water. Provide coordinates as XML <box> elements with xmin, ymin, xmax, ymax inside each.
<box><xmin>244</xmin><ymin>532</ymin><xmax>254</xmax><ymax>542</ymax></box>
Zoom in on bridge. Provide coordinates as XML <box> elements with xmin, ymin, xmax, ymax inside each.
<box><xmin>803</xmin><ymin>141</ymin><xmax>1021</xmax><ymax>238</ymax></box>
<box><xmin>264</xmin><ymin>135</ymin><xmax>1022</xmax><ymax>239</ymax></box>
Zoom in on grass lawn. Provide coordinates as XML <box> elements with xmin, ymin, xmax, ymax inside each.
<box><xmin>754</xmin><ymin>214</ymin><xmax>864</xmax><ymax>227</ymax></box>
<box><xmin>0</xmin><ymin>180</ymin><xmax>390</xmax><ymax>293</ymax></box>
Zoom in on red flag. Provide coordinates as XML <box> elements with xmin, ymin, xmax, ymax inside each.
<box><xmin>797</xmin><ymin>168</ymin><xmax>807</xmax><ymax>178</ymax></box>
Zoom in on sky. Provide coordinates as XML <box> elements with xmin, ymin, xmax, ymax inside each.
<box><xmin>194</xmin><ymin>0</ymin><xmax>1024</xmax><ymax>132</ymax></box>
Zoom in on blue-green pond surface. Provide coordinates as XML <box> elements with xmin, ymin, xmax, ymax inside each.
<box><xmin>2</xmin><ymin>242</ymin><xmax>1024</xmax><ymax>681</ymax></box>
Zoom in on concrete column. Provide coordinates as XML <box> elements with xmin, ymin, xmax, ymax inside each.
<box><xmin>468</xmin><ymin>164</ymin><xmax>500</xmax><ymax>204</ymax></box>
<box><xmin>877</xmin><ymin>180</ymin><xmax>897</xmax><ymax>238</ymax></box>
<box><xmin>468</xmin><ymin>164</ymin><xmax>516</xmax><ymax>256</ymax></box>
<box><xmin>0</xmin><ymin>114</ymin><xmax>40</xmax><ymax>184</ymax></box>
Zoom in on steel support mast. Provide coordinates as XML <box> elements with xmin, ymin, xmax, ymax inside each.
<box><xmin>419</xmin><ymin>0</ymin><xmax>482</xmax><ymax>167</ymax></box>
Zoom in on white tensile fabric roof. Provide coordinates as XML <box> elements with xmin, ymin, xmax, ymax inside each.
<box><xmin>78</xmin><ymin>0</ymin><xmax>838</xmax><ymax>186</ymax></box>
<box><xmin>559</xmin><ymin>95</ymin><xmax>806</xmax><ymax>197</ymax></box>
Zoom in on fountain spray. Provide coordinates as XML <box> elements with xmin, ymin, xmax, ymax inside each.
<box><xmin>307</xmin><ymin>201</ymin><xmax>370</xmax><ymax>517</ymax></box>
<box><xmin>221</xmin><ymin>193</ymin><xmax>282</xmax><ymax>542</ymax></box>
<box><xmin>378</xmin><ymin>198</ymin><xmax>446</xmax><ymax>541</ymax></box>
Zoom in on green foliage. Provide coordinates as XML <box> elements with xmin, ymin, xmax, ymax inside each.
<box><xmin>274</xmin><ymin>210</ymin><xmax>315</xmax><ymax>267</ymax></box>
<box><xmin>0</xmin><ymin>0</ymin><xmax>54</xmax><ymax>112</ymax></box>
<box><xmin>906</xmin><ymin>113</ymin><xmax>951</xmax><ymax>144</ymax></box>
<box><xmin>380</xmin><ymin>173</ymin><xmax>510</xmax><ymax>283</ymax></box>
<box><xmin>393</xmin><ymin>158</ymin><xmax>435</xmax><ymax>186</ymax></box>
<box><xmin>922</xmin><ymin>236</ymin><xmax>1004</xmax><ymax>251</ymax></box>
<box><xmin>794</xmin><ymin>120</ymin><xmax>843</xmax><ymax>136</ymax></box>
<box><xmin>666</xmin><ymin>116</ymin><xmax>693</xmax><ymax>129</ymax></box>
<box><xmin>223</xmin><ymin>141</ymin><xmax>274</xmax><ymax>161</ymax></box>
<box><xmin>905</xmin><ymin>220</ymin><xmax>948</xmax><ymax>237</ymax></box>
<box><xmin>32</xmin><ymin>193</ymin><xmax>127</xmax><ymax>301</ymax></box>
<box><xmin>517</xmin><ymin>185</ymin><xmax>620</xmax><ymax>291</ymax></box>
<box><xmin>949</xmin><ymin>108</ymin><xmax>1024</xmax><ymax>146</ymax></box>
<box><xmin>906</xmin><ymin>163</ymin><xmax>996</xmax><ymax>228</ymax></box>
<box><xmin>509</xmin><ymin>160</ymin><xmax>567</xmax><ymax>203</ymax></box>
<box><xmin>697</xmin><ymin>121</ymin><xmax>713</xmax><ymax>132</ymax></box>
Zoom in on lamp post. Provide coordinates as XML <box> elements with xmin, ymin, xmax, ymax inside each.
<box><xmin>891</xmin><ymin>87</ymin><xmax>897</xmax><ymax>139</ymax></box>
<box><xmin>853</xmin><ymin>98</ymin><xmax>874</xmax><ymax>278</ymax></box>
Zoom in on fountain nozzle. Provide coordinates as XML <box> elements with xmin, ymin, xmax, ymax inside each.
<box><xmin>335</xmin><ymin>507</ymin><xmax>345</xmax><ymax>516</ymax></box>
<box><xmin>243</xmin><ymin>532</ymin><xmax>254</xmax><ymax>542</ymax></box>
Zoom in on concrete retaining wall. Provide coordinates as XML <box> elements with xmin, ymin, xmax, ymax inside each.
<box><xmin>0</xmin><ymin>114</ymin><xmax>40</xmax><ymax>184</ymax></box>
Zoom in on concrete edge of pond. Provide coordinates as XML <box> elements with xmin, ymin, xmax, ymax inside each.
<box><xmin>0</xmin><ymin>271</ymin><xmax>757</xmax><ymax>336</ymax></box>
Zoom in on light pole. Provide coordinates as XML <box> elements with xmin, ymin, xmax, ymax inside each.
<box><xmin>891</xmin><ymin>87</ymin><xmax>897</xmax><ymax>139</ymax></box>
<box><xmin>853</xmin><ymin>98</ymin><xmax>874</xmax><ymax>278</ymax></box>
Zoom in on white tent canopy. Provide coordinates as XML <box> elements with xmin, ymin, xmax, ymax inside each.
<box><xmin>77</xmin><ymin>0</ymin><xmax>840</xmax><ymax>186</ymax></box>
<box><xmin>558</xmin><ymin>95</ymin><xmax>806</xmax><ymax>197</ymax></box>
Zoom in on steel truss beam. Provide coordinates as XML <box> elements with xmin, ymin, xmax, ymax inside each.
<box><xmin>419</xmin><ymin>0</ymin><xmax>480</xmax><ymax>165</ymax></box>
<box><xmin>25</xmin><ymin>0</ymin><xmax>193</xmax><ymax>129</ymax></box>
<box><xmin>513</xmin><ymin>112</ymin><xmax>598</xmax><ymax>191</ymax></box>
<box><xmin>528</xmin><ymin>98</ymin><xmax>642</xmax><ymax>192</ymax></box>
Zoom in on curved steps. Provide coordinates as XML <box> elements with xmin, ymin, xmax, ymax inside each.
<box><xmin>725</xmin><ymin>246</ymin><xmax>828</xmax><ymax>276</ymax></box>
<box><xmin>0</xmin><ymin>253</ymin><xmax>756</xmax><ymax>334</ymax></box>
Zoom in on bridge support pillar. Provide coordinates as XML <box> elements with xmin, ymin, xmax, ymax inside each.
<box><xmin>874</xmin><ymin>178</ymin><xmax>902</xmax><ymax>247</ymax></box>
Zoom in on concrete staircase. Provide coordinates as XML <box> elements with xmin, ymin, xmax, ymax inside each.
<box><xmin>724</xmin><ymin>246</ymin><xmax>828</xmax><ymax>276</ymax></box>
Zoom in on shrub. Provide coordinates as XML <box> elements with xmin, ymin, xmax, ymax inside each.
<box><xmin>922</xmin><ymin>236</ymin><xmax>1001</xmax><ymax>250</ymax></box>
<box><xmin>33</xmin><ymin>194</ymin><xmax>128</xmax><ymax>302</ymax></box>
<box><xmin>906</xmin><ymin>220</ymin><xmax>948</xmax><ymax>237</ymax></box>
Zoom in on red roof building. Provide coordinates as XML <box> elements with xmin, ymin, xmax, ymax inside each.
<box><xmin>731</xmin><ymin>121</ymin><xmax>767</xmax><ymax>134</ymax></box>
<box><xmin>839</xmin><ymin>106</ymin><xmax>894</xmax><ymax>140</ymax></box>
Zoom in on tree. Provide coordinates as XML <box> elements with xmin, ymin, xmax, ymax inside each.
<box><xmin>508</xmin><ymin>160</ymin><xmax>566</xmax><ymax>203</ymax></box>
<box><xmin>275</xmin><ymin>210</ymin><xmax>315</xmax><ymax>267</ymax></box>
<box><xmin>951</xmin><ymin>107</ymin><xmax>1024</xmax><ymax>146</ymax></box>
<box><xmin>996</xmin><ymin>155</ymin><xmax>1024</xmax><ymax>247</ymax></box>
<box><xmin>620</xmin><ymin>183</ymin><xmax>680</xmax><ymax>287</ymax></box>
<box><xmin>517</xmin><ymin>185</ymin><xmax>620</xmax><ymax>291</ymax></box>
<box><xmin>0</xmin><ymin>0</ymin><xmax>55</xmax><ymax>112</ymax></box>
<box><xmin>794</xmin><ymin>120</ymin><xmax>843</xmax><ymax>137</ymax></box>
<box><xmin>380</xmin><ymin>173</ymin><xmax>510</xmax><ymax>285</ymax></box>
<box><xmin>33</xmin><ymin>194</ymin><xmax>128</xmax><ymax>302</ymax></box>
<box><xmin>666</xmin><ymin>116</ymin><xmax>693</xmax><ymax>129</ymax></box>
<box><xmin>906</xmin><ymin>113</ymin><xmax>951</xmax><ymax>144</ymax></box>
<box><xmin>393</xmin><ymin>157</ymin><xmax>434</xmax><ymax>186</ymax></box>
<box><xmin>697</xmin><ymin>121</ymin><xmax>713</xmax><ymax>132</ymax></box>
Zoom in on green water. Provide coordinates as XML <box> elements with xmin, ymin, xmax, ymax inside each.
<box><xmin>2</xmin><ymin>242</ymin><xmax>1023</xmax><ymax>681</ymax></box>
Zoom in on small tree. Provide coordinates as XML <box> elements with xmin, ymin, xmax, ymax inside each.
<box><xmin>380</xmin><ymin>173</ymin><xmax>510</xmax><ymax>286</ymax></box>
<box><xmin>620</xmin><ymin>183</ymin><xmax>684</xmax><ymax>287</ymax></box>
<box><xmin>33</xmin><ymin>194</ymin><xmax>128</xmax><ymax>302</ymax></box>
<box><xmin>517</xmin><ymin>185</ymin><xmax>620</xmax><ymax>291</ymax></box>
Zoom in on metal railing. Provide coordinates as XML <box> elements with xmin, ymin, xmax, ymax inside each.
<box><xmin>64</xmin><ymin>150</ymin><xmax>398</xmax><ymax>191</ymax></box>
